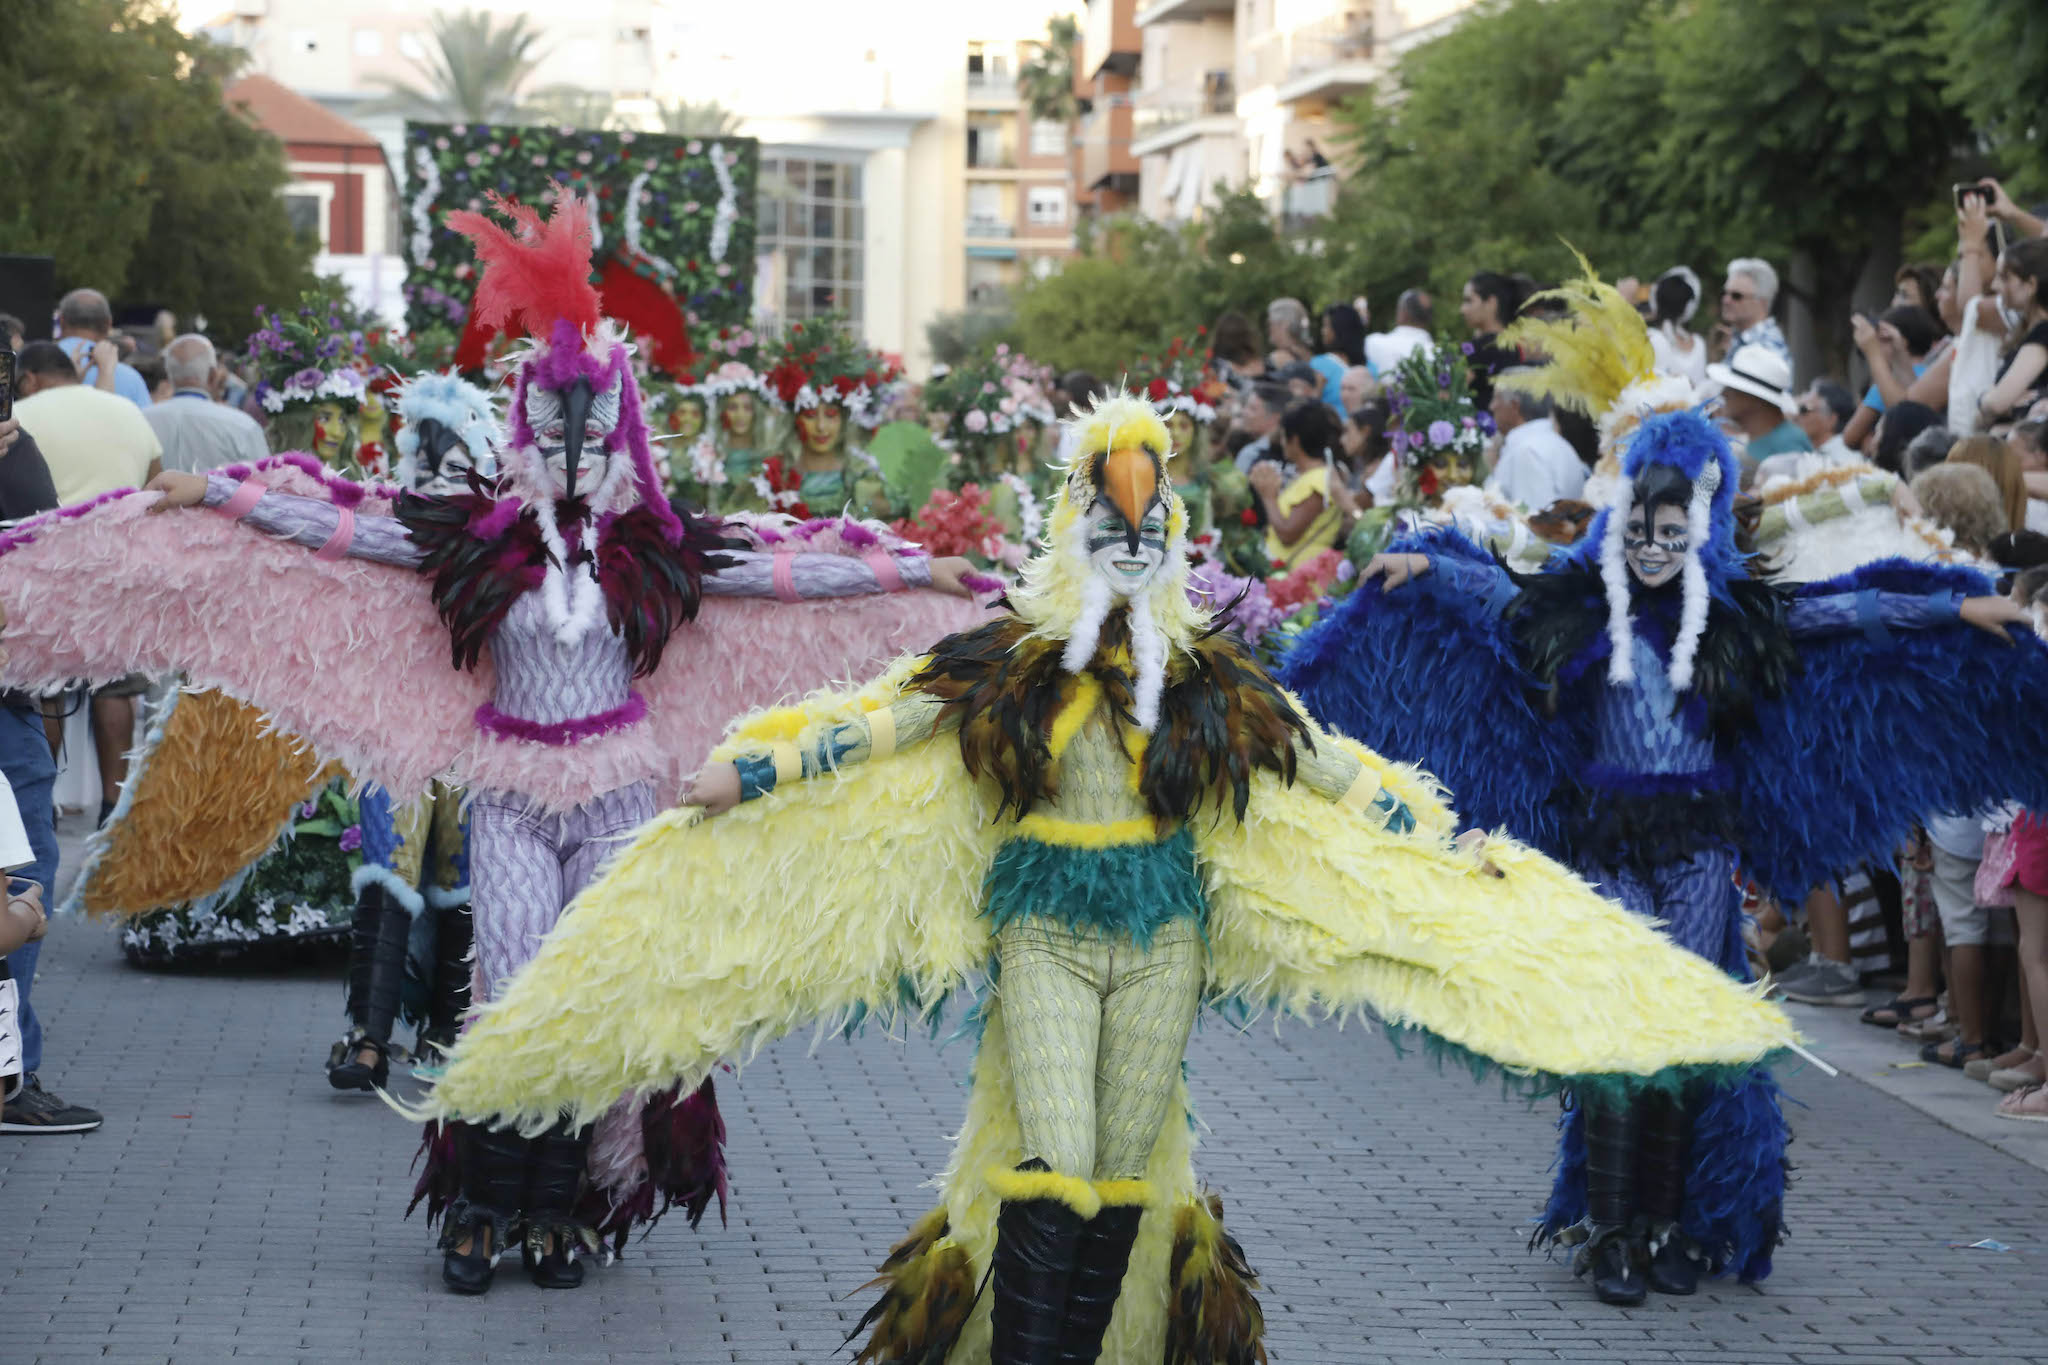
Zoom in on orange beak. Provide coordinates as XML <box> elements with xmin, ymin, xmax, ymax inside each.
<box><xmin>1101</xmin><ymin>445</ymin><xmax>1158</xmax><ymax>549</ymax></box>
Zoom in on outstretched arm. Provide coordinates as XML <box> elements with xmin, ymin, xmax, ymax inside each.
<box><xmin>147</xmin><ymin>470</ymin><xmax>423</xmax><ymax>569</ymax></box>
<box><xmin>1360</xmin><ymin>550</ymin><xmax>1520</xmax><ymax>617</ymax></box>
<box><xmin>1787</xmin><ymin>587</ymin><xmax>2025</xmax><ymax>643</ymax></box>
<box><xmin>691</xmin><ymin>693</ymin><xmax>960</xmax><ymax>814</ymax></box>
<box><xmin>702</xmin><ymin>549</ymin><xmax>973</xmax><ymax>600</ymax></box>
<box><xmin>1292</xmin><ymin>733</ymin><xmax>1418</xmax><ymax>835</ymax></box>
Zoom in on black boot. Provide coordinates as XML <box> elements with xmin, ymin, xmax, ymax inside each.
<box><xmin>1577</xmin><ymin>1098</ymin><xmax>1646</xmax><ymax>1306</ymax></box>
<box><xmin>524</xmin><ymin>1120</ymin><xmax>592</xmax><ymax>1289</ymax></box>
<box><xmin>440</xmin><ymin>1124</ymin><xmax>527</xmax><ymax>1295</ymax></box>
<box><xmin>1056</xmin><ymin>1203</ymin><xmax>1143</xmax><ymax>1363</ymax></box>
<box><xmin>1638</xmin><ymin>1090</ymin><xmax>1699</xmax><ymax>1295</ymax></box>
<box><xmin>990</xmin><ymin>1162</ymin><xmax>1085</xmax><ymax>1365</ymax></box>
<box><xmin>417</xmin><ymin>902</ymin><xmax>472</xmax><ymax>1062</ymax></box>
<box><xmin>328</xmin><ymin>884</ymin><xmax>413</xmax><ymax>1091</ymax></box>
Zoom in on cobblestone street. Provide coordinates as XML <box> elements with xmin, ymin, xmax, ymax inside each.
<box><xmin>7</xmin><ymin>820</ymin><xmax>2048</xmax><ymax>1363</ymax></box>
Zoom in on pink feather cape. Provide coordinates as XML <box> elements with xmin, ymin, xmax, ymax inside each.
<box><xmin>0</xmin><ymin>460</ymin><xmax>991</xmax><ymax>813</ymax></box>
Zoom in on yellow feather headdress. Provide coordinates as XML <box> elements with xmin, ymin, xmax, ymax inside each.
<box><xmin>1497</xmin><ymin>249</ymin><xmax>1698</xmax><ymax>480</ymax></box>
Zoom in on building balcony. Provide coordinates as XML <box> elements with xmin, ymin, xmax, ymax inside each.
<box><xmin>966</xmin><ymin>71</ymin><xmax>1019</xmax><ymax>106</ymax></box>
<box><xmin>1077</xmin><ymin>104</ymin><xmax>1138</xmax><ymax>192</ymax></box>
<box><xmin>1279</xmin><ymin>166</ymin><xmax>1338</xmax><ymax>227</ymax></box>
<box><xmin>1135</xmin><ymin>0</ymin><xmax>1234</xmax><ymax>25</ymax></box>
<box><xmin>965</xmin><ymin>217</ymin><xmax>1016</xmax><ymax>240</ymax></box>
<box><xmin>1131</xmin><ymin>70</ymin><xmax>1234</xmax><ymax>155</ymax></box>
<box><xmin>1081</xmin><ymin>0</ymin><xmax>1142</xmax><ymax>84</ymax></box>
<box><xmin>1246</xmin><ymin>12</ymin><xmax>1380</xmax><ymax>104</ymax></box>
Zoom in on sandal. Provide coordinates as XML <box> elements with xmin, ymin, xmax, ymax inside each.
<box><xmin>1991</xmin><ymin>1054</ymin><xmax>2047</xmax><ymax>1092</ymax></box>
<box><xmin>1968</xmin><ymin>1044</ymin><xmax>2032</xmax><ymax>1082</ymax></box>
<box><xmin>1899</xmin><ymin>1009</ymin><xmax>1957</xmax><ymax>1043</ymax></box>
<box><xmin>1921</xmin><ymin>1038</ymin><xmax>1987</xmax><ymax>1069</ymax></box>
<box><xmin>1861</xmin><ymin>994</ymin><xmax>1938</xmax><ymax>1029</ymax></box>
<box><xmin>1995</xmin><ymin>1084</ymin><xmax>2048</xmax><ymax>1123</ymax></box>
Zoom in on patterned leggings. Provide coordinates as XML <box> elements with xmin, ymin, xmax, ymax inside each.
<box><xmin>997</xmin><ymin>917</ymin><xmax>1204</xmax><ymax>1181</ymax></box>
<box><xmin>467</xmin><ymin>783</ymin><xmax>655</xmax><ymax>1003</ymax></box>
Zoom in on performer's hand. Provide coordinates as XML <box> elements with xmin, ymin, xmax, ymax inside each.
<box><xmin>1961</xmin><ymin>594</ymin><xmax>2029</xmax><ymax>642</ymax></box>
<box><xmin>144</xmin><ymin>471</ymin><xmax>209</xmax><ymax>513</ymax></box>
<box><xmin>1890</xmin><ymin>478</ymin><xmax>1924</xmax><ymax>523</ymax></box>
<box><xmin>1453</xmin><ymin>828</ymin><xmax>1506</xmax><ymax>878</ymax></box>
<box><xmin>685</xmin><ymin>761</ymin><xmax>742</xmax><ymax>816</ymax></box>
<box><xmin>1359</xmin><ymin>552</ymin><xmax>1429</xmax><ymax>591</ymax></box>
<box><xmin>928</xmin><ymin>556</ymin><xmax>975</xmax><ymax>598</ymax></box>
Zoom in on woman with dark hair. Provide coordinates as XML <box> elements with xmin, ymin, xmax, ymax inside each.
<box><xmin>1893</xmin><ymin>264</ymin><xmax>1948</xmax><ymax>328</ymax></box>
<box><xmin>1313</xmin><ymin>303</ymin><xmax>1368</xmax><ymax>411</ymax></box>
<box><xmin>1647</xmin><ymin>268</ymin><xmax>1707</xmax><ymax>386</ymax></box>
<box><xmin>1842</xmin><ymin>304</ymin><xmax>1944</xmax><ymax>449</ymax></box>
<box><xmin>1208</xmin><ymin>310</ymin><xmax>1264</xmax><ymax>385</ymax></box>
<box><xmin>1873</xmin><ymin>399</ymin><xmax>1942</xmax><ymax>475</ymax></box>
<box><xmin>1249</xmin><ymin>397</ymin><xmax>1344</xmax><ymax>569</ymax></box>
<box><xmin>1980</xmin><ymin>237</ymin><xmax>2048</xmax><ymax>427</ymax></box>
<box><xmin>1460</xmin><ymin>271</ymin><xmax>1523</xmax><ymax>407</ymax></box>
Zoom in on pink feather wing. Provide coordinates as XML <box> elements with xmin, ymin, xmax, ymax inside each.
<box><xmin>0</xmin><ymin>467</ymin><xmax>482</xmax><ymax>802</ymax></box>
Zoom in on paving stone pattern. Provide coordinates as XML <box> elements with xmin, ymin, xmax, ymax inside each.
<box><xmin>6</xmin><ymin>912</ymin><xmax>2048</xmax><ymax>1364</ymax></box>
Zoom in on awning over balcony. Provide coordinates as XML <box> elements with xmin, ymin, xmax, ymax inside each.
<box><xmin>966</xmin><ymin>245</ymin><xmax>1019</xmax><ymax>260</ymax></box>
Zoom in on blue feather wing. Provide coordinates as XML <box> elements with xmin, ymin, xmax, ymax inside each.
<box><xmin>1736</xmin><ymin>560</ymin><xmax>2048</xmax><ymax>901</ymax></box>
<box><xmin>1276</xmin><ymin>528</ymin><xmax>1574</xmax><ymax>855</ymax></box>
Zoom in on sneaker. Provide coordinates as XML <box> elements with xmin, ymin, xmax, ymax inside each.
<box><xmin>0</xmin><ymin>1074</ymin><xmax>104</xmax><ymax>1133</ymax></box>
<box><xmin>1779</xmin><ymin>957</ymin><xmax>1866</xmax><ymax>1007</ymax></box>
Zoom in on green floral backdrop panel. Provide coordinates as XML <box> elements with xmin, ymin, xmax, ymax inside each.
<box><xmin>402</xmin><ymin>121</ymin><xmax>759</xmax><ymax>337</ymax></box>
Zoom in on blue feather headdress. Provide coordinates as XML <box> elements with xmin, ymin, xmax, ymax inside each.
<box><xmin>1564</xmin><ymin>408</ymin><xmax>1743</xmax><ymax>692</ymax></box>
<box><xmin>393</xmin><ymin>371</ymin><xmax>500</xmax><ymax>489</ymax></box>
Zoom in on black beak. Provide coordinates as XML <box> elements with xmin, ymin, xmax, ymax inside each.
<box><xmin>1125</xmin><ymin>520</ymin><xmax>1142</xmax><ymax>556</ymax></box>
<box><xmin>412</xmin><ymin>419</ymin><xmax>461</xmax><ymax>477</ymax></box>
<box><xmin>558</xmin><ymin>378</ymin><xmax>594</xmax><ymax>499</ymax></box>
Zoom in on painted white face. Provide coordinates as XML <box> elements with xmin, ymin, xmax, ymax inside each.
<box><xmin>415</xmin><ymin>446</ymin><xmax>479</xmax><ymax>498</ymax></box>
<box><xmin>1623</xmin><ymin>503</ymin><xmax>1690</xmax><ymax>588</ymax></box>
<box><xmin>1085</xmin><ymin>499</ymin><xmax>1167</xmax><ymax>598</ymax></box>
<box><xmin>524</xmin><ymin>377</ymin><xmax>622</xmax><ymax>499</ymax></box>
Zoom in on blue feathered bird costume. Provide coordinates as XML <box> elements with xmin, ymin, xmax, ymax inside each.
<box><xmin>1279</xmin><ymin>409</ymin><xmax>2048</xmax><ymax>1293</ymax></box>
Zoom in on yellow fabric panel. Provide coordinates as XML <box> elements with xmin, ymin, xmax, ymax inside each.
<box><xmin>75</xmin><ymin>690</ymin><xmax>332</xmax><ymax>917</ymax></box>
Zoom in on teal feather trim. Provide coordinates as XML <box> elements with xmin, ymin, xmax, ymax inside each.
<box><xmin>982</xmin><ymin>830</ymin><xmax>1207</xmax><ymax>948</ymax></box>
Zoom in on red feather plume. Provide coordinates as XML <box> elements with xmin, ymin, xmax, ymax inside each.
<box><xmin>445</xmin><ymin>192</ymin><xmax>602</xmax><ymax>342</ymax></box>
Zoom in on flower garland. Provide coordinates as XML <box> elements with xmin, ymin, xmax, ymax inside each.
<box><xmin>998</xmin><ymin>471</ymin><xmax>1044</xmax><ymax>545</ymax></box>
<box><xmin>1133</xmin><ymin>333</ymin><xmax>1225</xmax><ymax>422</ymax></box>
<box><xmin>708</xmin><ymin>141</ymin><xmax>739</xmax><ymax>263</ymax></box>
<box><xmin>245</xmin><ymin>296</ymin><xmax>374</xmax><ymax>415</ymax></box>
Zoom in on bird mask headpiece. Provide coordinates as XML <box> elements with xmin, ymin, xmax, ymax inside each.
<box><xmin>1009</xmin><ymin>392</ymin><xmax>1206</xmax><ymax>731</ymax></box>
<box><xmin>392</xmin><ymin>371</ymin><xmax>499</xmax><ymax>496</ymax></box>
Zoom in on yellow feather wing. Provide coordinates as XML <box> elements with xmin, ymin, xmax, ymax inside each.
<box><xmin>1199</xmin><ymin>736</ymin><xmax>1797</xmax><ymax>1083</ymax></box>
<box><xmin>415</xmin><ymin>659</ymin><xmax>1005</xmax><ymax>1134</ymax></box>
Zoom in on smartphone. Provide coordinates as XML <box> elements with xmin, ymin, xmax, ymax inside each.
<box><xmin>0</xmin><ymin>347</ymin><xmax>13</xmax><ymax>424</ymax></box>
<box><xmin>1955</xmin><ymin>182</ymin><xmax>1993</xmax><ymax>212</ymax></box>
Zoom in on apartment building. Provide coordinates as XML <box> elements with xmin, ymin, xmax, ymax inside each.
<box><xmin>1072</xmin><ymin>0</ymin><xmax>1141</xmax><ymax>220</ymax></box>
<box><xmin>1118</xmin><ymin>0</ymin><xmax>1486</xmax><ymax>225</ymax></box>
<box><xmin>964</xmin><ymin>38</ymin><xmax>1081</xmax><ymax>308</ymax></box>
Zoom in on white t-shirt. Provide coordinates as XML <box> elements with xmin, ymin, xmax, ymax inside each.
<box><xmin>1488</xmin><ymin>417</ymin><xmax>1587</xmax><ymax>509</ymax></box>
<box><xmin>1648</xmin><ymin>324</ymin><xmax>1708</xmax><ymax>387</ymax></box>
<box><xmin>1365</xmin><ymin>326</ymin><xmax>1432</xmax><ymax>377</ymax></box>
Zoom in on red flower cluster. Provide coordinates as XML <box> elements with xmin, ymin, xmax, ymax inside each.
<box><xmin>1146</xmin><ymin>377</ymin><xmax>1172</xmax><ymax>402</ymax></box>
<box><xmin>890</xmin><ymin>484</ymin><xmax>1005</xmax><ymax>560</ymax></box>
<box><xmin>765</xmin><ymin>360</ymin><xmax>810</xmax><ymax>405</ymax></box>
<box><xmin>1267</xmin><ymin>549</ymin><xmax>1346</xmax><ymax>612</ymax></box>
<box><xmin>759</xmin><ymin>457</ymin><xmax>811</xmax><ymax>519</ymax></box>
<box><xmin>1418</xmin><ymin>466</ymin><xmax>1441</xmax><ymax>498</ymax></box>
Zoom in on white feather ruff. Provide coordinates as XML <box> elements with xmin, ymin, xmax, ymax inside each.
<box><xmin>1128</xmin><ymin>598</ymin><xmax>1167</xmax><ymax>732</ymax></box>
<box><xmin>1666</xmin><ymin>470</ymin><xmax>1718</xmax><ymax>692</ymax></box>
<box><xmin>1600</xmin><ymin>480</ymin><xmax>1637</xmax><ymax>685</ymax></box>
<box><xmin>531</xmin><ymin>495</ymin><xmax>606</xmax><ymax>646</ymax></box>
<box><xmin>1062</xmin><ymin>556</ymin><xmax>1114</xmax><ymax>676</ymax></box>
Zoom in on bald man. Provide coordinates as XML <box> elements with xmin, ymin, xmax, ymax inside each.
<box><xmin>144</xmin><ymin>335</ymin><xmax>268</xmax><ymax>473</ymax></box>
<box><xmin>54</xmin><ymin>289</ymin><xmax>151</xmax><ymax>411</ymax></box>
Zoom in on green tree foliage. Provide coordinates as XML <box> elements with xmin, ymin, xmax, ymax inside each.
<box><xmin>1942</xmin><ymin>0</ymin><xmax>2048</xmax><ymax>193</ymax></box>
<box><xmin>1011</xmin><ymin>254</ymin><xmax>1179</xmax><ymax>378</ymax></box>
<box><xmin>926</xmin><ymin>306</ymin><xmax>1017</xmax><ymax>368</ymax></box>
<box><xmin>372</xmin><ymin>8</ymin><xmax>549</xmax><ymax>122</ymax></box>
<box><xmin>1018</xmin><ymin>15</ymin><xmax>1081</xmax><ymax>124</ymax></box>
<box><xmin>0</xmin><ymin>0</ymin><xmax>313</xmax><ymax>345</ymax></box>
<box><xmin>1326</xmin><ymin>0</ymin><xmax>1972</xmax><ymax>373</ymax></box>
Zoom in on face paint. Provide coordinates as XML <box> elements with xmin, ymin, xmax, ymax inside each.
<box><xmin>526</xmin><ymin>376</ymin><xmax>622</xmax><ymax>500</ymax></box>
<box><xmin>1085</xmin><ymin>500</ymin><xmax>1167</xmax><ymax>598</ymax></box>
<box><xmin>1623</xmin><ymin>504</ymin><xmax>1690</xmax><ymax>587</ymax></box>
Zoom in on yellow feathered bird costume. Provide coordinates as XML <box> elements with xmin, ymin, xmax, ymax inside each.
<box><xmin>412</xmin><ymin>394</ymin><xmax>1796</xmax><ymax>1364</ymax></box>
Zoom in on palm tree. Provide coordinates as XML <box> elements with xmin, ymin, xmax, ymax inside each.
<box><xmin>371</xmin><ymin>9</ymin><xmax>549</xmax><ymax>122</ymax></box>
<box><xmin>523</xmin><ymin>86</ymin><xmax>619</xmax><ymax>131</ymax></box>
<box><xmin>654</xmin><ymin>99</ymin><xmax>743</xmax><ymax>137</ymax></box>
<box><xmin>1017</xmin><ymin>14</ymin><xmax>1080</xmax><ymax>124</ymax></box>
